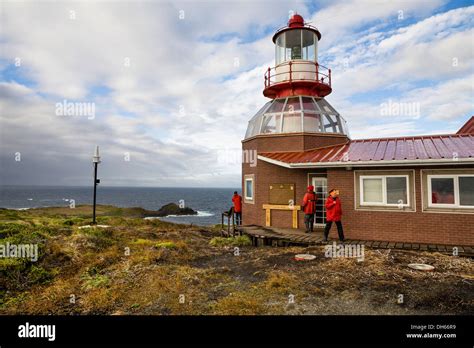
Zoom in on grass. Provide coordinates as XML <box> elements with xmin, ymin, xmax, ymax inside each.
<box><xmin>209</xmin><ymin>235</ymin><xmax>252</xmax><ymax>247</ymax></box>
<box><xmin>0</xmin><ymin>205</ymin><xmax>472</xmax><ymax>315</ymax></box>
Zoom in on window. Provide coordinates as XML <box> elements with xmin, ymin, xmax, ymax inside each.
<box><xmin>282</xmin><ymin>112</ymin><xmax>302</xmax><ymax>133</ymax></box>
<box><xmin>275</xmin><ymin>30</ymin><xmax>318</xmax><ymax>64</ymax></box>
<box><xmin>360</xmin><ymin>175</ymin><xmax>409</xmax><ymax>206</ymax></box>
<box><xmin>428</xmin><ymin>175</ymin><xmax>474</xmax><ymax>208</ymax></box>
<box><xmin>303</xmin><ymin>113</ymin><xmax>320</xmax><ymax>132</ymax></box>
<box><xmin>244</xmin><ymin>175</ymin><xmax>254</xmax><ymax>204</ymax></box>
<box><xmin>387</xmin><ymin>177</ymin><xmax>408</xmax><ymax>204</ymax></box>
<box><xmin>261</xmin><ymin>114</ymin><xmax>281</xmax><ymax>134</ymax></box>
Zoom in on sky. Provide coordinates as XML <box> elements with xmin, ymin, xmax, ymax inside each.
<box><xmin>0</xmin><ymin>0</ymin><xmax>473</xmax><ymax>187</ymax></box>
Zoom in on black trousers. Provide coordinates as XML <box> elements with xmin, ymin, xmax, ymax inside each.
<box><xmin>324</xmin><ymin>220</ymin><xmax>344</xmax><ymax>241</ymax></box>
<box><xmin>235</xmin><ymin>212</ymin><xmax>242</xmax><ymax>225</ymax></box>
<box><xmin>304</xmin><ymin>214</ymin><xmax>314</xmax><ymax>232</ymax></box>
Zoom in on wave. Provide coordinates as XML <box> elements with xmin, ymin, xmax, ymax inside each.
<box><xmin>144</xmin><ymin>211</ymin><xmax>215</xmax><ymax>219</ymax></box>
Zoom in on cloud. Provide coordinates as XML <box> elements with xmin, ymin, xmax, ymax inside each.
<box><xmin>0</xmin><ymin>0</ymin><xmax>472</xmax><ymax>186</ymax></box>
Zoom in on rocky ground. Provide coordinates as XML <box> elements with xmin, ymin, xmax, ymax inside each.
<box><xmin>0</xmin><ymin>205</ymin><xmax>472</xmax><ymax>315</ymax></box>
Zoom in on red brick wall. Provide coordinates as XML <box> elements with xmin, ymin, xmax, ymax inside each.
<box><xmin>326</xmin><ymin>167</ymin><xmax>474</xmax><ymax>246</ymax></box>
<box><xmin>243</xmin><ymin>133</ymin><xmax>348</xmax><ymax>153</ymax></box>
<box><xmin>242</xmin><ymin>133</ymin><xmax>342</xmax><ymax>229</ymax></box>
<box><xmin>241</xmin><ymin>137</ymin><xmax>474</xmax><ymax>246</ymax></box>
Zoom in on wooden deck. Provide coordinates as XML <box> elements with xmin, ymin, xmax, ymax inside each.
<box><xmin>235</xmin><ymin>225</ymin><xmax>474</xmax><ymax>257</ymax></box>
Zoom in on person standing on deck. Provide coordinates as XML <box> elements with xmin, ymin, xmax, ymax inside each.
<box><xmin>302</xmin><ymin>185</ymin><xmax>317</xmax><ymax>233</ymax></box>
<box><xmin>324</xmin><ymin>189</ymin><xmax>345</xmax><ymax>242</ymax></box>
<box><xmin>232</xmin><ymin>191</ymin><xmax>242</xmax><ymax>225</ymax></box>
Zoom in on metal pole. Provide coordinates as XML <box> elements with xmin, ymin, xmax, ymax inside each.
<box><xmin>92</xmin><ymin>162</ymin><xmax>98</xmax><ymax>225</ymax></box>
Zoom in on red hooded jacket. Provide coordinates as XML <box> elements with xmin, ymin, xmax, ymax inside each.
<box><xmin>232</xmin><ymin>194</ymin><xmax>242</xmax><ymax>213</ymax></box>
<box><xmin>325</xmin><ymin>196</ymin><xmax>342</xmax><ymax>221</ymax></box>
<box><xmin>302</xmin><ymin>187</ymin><xmax>317</xmax><ymax>214</ymax></box>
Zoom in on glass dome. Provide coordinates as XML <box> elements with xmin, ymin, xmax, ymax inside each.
<box><xmin>244</xmin><ymin>96</ymin><xmax>349</xmax><ymax>139</ymax></box>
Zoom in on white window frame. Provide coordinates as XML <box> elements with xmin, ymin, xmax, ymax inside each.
<box><xmin>244</xmin><ymin>177</ymin><xmax>254</xmax><ymax>203</ymax></box>
<box><xmin>359</xmin><ymin>175</ymin><xmax>410</xmax><ymax>207</ymax></box>
<box><xmin>427</xmin><ymin>174</ymin><xmax>474</xmax><ymax>209</ymax></box>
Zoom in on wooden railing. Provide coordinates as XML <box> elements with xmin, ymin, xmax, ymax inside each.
<box><xmin>221</xmin><ymin>207</ymin><xmax>235</xmax><ymax>237</ymax></box>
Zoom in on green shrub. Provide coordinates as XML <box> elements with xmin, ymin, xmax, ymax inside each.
<box><xmin>0</xmin><ymin>222</ymin><xmax>30</xmax><ymax>239</ymax></box>
<box><xmin>209</xmin><ymin>235</ymin><xmax>251</xmax><ymax>247</ymax></box>
<box><xmin>0</xmin><ymin>258</ymin><xmax>53</xmax><ymax>291</ymax></box>
<box><xmin>155</xmin><ymin>241</ymin><xmax>177</xmax><ymax>249</ymax></box>
<box><xmin>80</xmin><ymin>227</ymin><xmax>114</xmax><ymax>250</ymax></box>
<box><xmin>81</xmin><ymin>273</ymin><xmax>110</xmax><ymax>291</ymax></box>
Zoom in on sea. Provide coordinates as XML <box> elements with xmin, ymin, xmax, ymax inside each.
<box><xmin>0</xmin><ymin>186</ymin><xmax>240</xmax><ymax>226</ymax></box>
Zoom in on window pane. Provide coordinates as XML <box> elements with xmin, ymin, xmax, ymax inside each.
<box><xmin>282</xmin><ymin>112</ymin><xmax>302</xmax><ymax>133</ymax></box>
<box><xmin>245</xmin><ymin>180</ymin><xmax>253</xmax><ymax>199</ymax></box>
<box><xmin>302</xmin><ymin>31</ymin><xmax>316</xmax><ymax>61</ymax></box>
<box><xmin>276</xmin><ymin>35</ymin><xmax>285</xmax><ymax>65</ymax></box>
<box><xmin>266</xmin><ymin>99</ymin><xmax>285</xmax><ymax>113</ymax></box>
<box><xmin>284</xmin><ymin>97</ymin><xmax>301</xmax><ymax>112</ymax></box>
<box><xmin>322</xmin><ymin>114</ymin><xmax>340</xmax><ymax>133</ymax></box>
<box><xmin>387</xmin><ymin>177</ymin><xmax>407</xmax><ymax>204</ymax></box>
<box><xmin>431</xmin><ymin>178</ymin><xmax>454</xmax><ymax>204</ymax></box>
<box><xmin>303</xmin><ymin>113</ymin><xmax>320</xmax><ymax>132</ymax></box>
<box><xmin>285</xmin><ymin>29</ymin><xmax>302</xmax><ymax>60</ymax></box>
<box><xmin>301</xmin><ymin>97</ymin><xmax>316</xmax><ymax>112</ymax></box>
<box><xmin>261</xmin><ymin>114</ymin><xmax>281</xmax><ymax>134</ymax></box>
<box><xmin>459</xmin><ymin>177</ymin><xmax>474</xmax><ymax>206</ymax></box>
<box><xmin>363</xmin><ymin>178</ymin><xmax>383</xmax><ymax>203</ymax></box>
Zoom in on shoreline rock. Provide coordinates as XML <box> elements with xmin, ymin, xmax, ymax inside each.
<box><xmin>145</xmin><ymin>203</ymin><xmax>198</xmax><ymax>218</ymax></box>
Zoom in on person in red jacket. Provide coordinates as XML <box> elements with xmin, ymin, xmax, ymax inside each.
<box><xmin>324</xmin><ymin>189</ymin><xmax>344</xmax><ymax>242</ymax></box>
<box><xmin>302</xmin><ymin>185</ymin><xmax>317</xmax><ymax>233</ymax></box>
<box><xmin>232</xmin><ymin>191</ymin><xmax>242</xmax><ymax>225</ymax></box>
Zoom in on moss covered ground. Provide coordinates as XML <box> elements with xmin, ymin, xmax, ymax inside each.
<box><xmin>0</xmin><ymin>205</ymin><xmax>472</xmax><ymax>315</ymax></box>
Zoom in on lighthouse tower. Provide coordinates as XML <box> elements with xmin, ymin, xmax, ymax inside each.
<box><xmin>241</xmin><ymin>14</ymin><xmax>350</xmax><ymax>227</ymax></box>
<box><xmin>244</xmin><ymin>13</ymin><xmax>349</xmax><ymax>140</ymax></box>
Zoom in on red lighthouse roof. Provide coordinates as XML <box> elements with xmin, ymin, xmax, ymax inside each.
<box><xmin>288</xmin><ymin>14</ymin><xmax>304</xmax><ymax>27</ymax></box>
<box><xmin>272</xmin><ymin>14</ymin><xmax>321</xmax><ymax>42</ymax></box>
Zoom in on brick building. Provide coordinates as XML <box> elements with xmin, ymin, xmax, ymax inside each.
<box><xmin>241</xmin><ymin>15</ymin><xmax>474</xmax><ymax>246</ymax></box>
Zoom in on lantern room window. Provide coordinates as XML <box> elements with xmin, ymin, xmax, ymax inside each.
<box><xmin>244</xmin><ymin>96</ymin><xmax>348</xmax><ymax>139</ymax></box>
<box><xmin>275</xmin><ymin>29</ymin><xmax>318</xmax><ymax>65</ymax></box>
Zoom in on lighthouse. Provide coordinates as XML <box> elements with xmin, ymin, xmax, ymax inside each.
<box><xmin>241</xmin><ymin>14</ymin><xmax>350</xmax><ymax>229</ymax></box>
<box><xmin>239</xmin><ymin>14</ymin><xmax>474</xmax><ymax>249</ymax></box>
<box><xmin>244</xmin><ymin>13</ymin><xmax>349</xmax><ymax>140</ymax></box>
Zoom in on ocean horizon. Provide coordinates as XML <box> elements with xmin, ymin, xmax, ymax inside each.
<box><xmin>0</xmin><ymin>185</ymin><xmax>240</xmax><ymax>225</ymax></box>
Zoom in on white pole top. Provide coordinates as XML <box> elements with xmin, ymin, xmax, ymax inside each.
<box><xmin>92</xmin><ymin>145</ymin><xmax>101</xmax><ymax>163</ymax></box>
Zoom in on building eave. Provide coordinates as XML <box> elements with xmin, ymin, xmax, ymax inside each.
<box><xmin>257</xmin><ymin>155</ymin><xmax>474</xmax><ymax>169</ymax></box>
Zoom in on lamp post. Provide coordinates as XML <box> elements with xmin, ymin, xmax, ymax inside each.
<box><xmin>92</xmin><ymin>145</ymin><xmax>101</xmax><ymax>225</ymax></box>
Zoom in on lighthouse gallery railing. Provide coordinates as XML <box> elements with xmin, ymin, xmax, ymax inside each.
<box><xmin>264</xmin><ymin>61</ymin><xmax>331</xmax><ymax>89</ymax></box>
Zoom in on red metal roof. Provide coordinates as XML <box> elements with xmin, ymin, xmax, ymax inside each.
<box><xmin>457</xmin><ymin>116</ymin><xmax>474</xmax><ymax>135</ymax></box>
<box><xmin>259</xmin><ymin>134</ymin><xmax>474</xmax><ymax>167</ymax></box>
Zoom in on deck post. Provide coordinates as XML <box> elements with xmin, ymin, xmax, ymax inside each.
<box><xmin>265</xmin><ymin>208</ymin><xmax>271</xmax><ymax>226</ymax></box>
<box><xmin>292</xmin><ymin>209</ymin><xmax>298</xmax><ymax>229</ymax></box>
